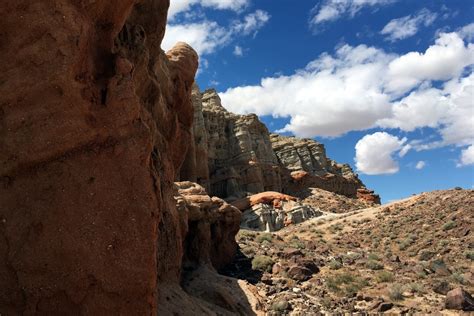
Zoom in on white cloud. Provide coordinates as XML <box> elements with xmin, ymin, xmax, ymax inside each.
<box><xmin>355</xmin><ymin>132</ymin><xmax>407</xmax><ymax>175</ymax></box>
<box><xmin>162</xmin><ymin>21</ymin><xmax>231</xmax><ymax>55</ymax></box>
<box><xmin>233</xmin><ymin>45</ymin><xmax>244</xmax><ymax>56</ymax></box>
<box><xmin>232</xmin><ymin>10</ymin><xmax>270</xmax><ymax>35</ymax></box>
<box><xmin>163</xmin><ymin>10</ymin><xmax>270</xmax><ymax>57</ymax></box>
<box><xmin>310</xmin><ymin>0</ymin><xmax>396</xmax><ymax>25</ymax></box>
<box><xmin>220</xmin><ymin>31</ymin><xmax>474</xmax><ymax>138</ymax></box>
<box><xmin>221</xmin><ymin>44</ymin><xmax>393</xmax><ymax>137</ymax></box>
<box><xmin>458</xmin><ymin>23</ymin><xmax>474</xmax><ymax>42</ymax></box>
<box><xmin>381</xmin><ymin>9</ymin><xmax>437</xmax><ymax>42</ymax></box>
<box><xmin>386</xmin><ymin>32</ymin><xmax>474</xmax><ymax>94</ymax></box>
<box><xmin>415</xmin><ymin>161</ymin><xmax>426</xmax><ymax>169</ymax></box>
<box><xmin>458</xmin><ymin>145</ymin><xmax>474</xmax><ymax>166</ymax></box>
<box><xmin>168</xmin><ymin>0</ymin><xmax>249</xmax><ymax>20</ymax></box>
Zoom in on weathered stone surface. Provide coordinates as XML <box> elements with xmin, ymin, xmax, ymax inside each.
<box><xmin>198</xmin><ymin>89</ymin><xmax>282</xmax><ymax>199</ymax></box>
<box><xmin>357</xmin><ymin>188</ymin><xmax>381</xmax><ymax>204</ymax></box>
<box><xmin>175</xmin><ymin>181</ymin><xmax>241</xmax><ymax>270</ymax></box>
<box><xmin>185</xmin><ymin>88</ymin><xmax>379</xmax><ymax>204</ymax></box>
<box><xmin>287</xmin><ymin>265</ymin><xmax>313</xmax><ymax>282</ymax></box>
<box><xmin>0</xmin><ymin>1</ymin><xmax>261</xmax><ymax>315</ymax></box>
<box><xmin>0</xmin><ymin>1</ymin><xmax>194</xmax><ymax>314</ymax></box>
<box><xmin>240</xmin><ymin>195</ymin><xmax>322</xmax><ymax>232</ymax></box>
<box><xmin>445</xmin><ymin>288</ymin><xmax>474</xmax><ymax>311</ymax></box>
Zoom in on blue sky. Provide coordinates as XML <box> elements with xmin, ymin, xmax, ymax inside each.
<box><xmin>164</xmin><ymin>0</ymin><xmax>474</xmax><ymax>202</ymax></box>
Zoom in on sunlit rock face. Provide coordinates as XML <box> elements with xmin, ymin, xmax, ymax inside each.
<box><xmin>185</xmin><ymin>88</ymin><xmax>380</xmax><ymax>204</ymax></box>
<box><xmin>241</xmin><ymin>200</ymin><xmax>323</xmax><ymax>232</ymax></box>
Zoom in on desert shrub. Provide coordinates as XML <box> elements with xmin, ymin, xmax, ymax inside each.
<box><xmin>320</xmin><ymin>297</ymin><xmax>333</xmax><ymax>309</ymax></box>
<box><xmin>328</xmin><ymin>259</ymin><xmax>342</xmax><ymax>270</ymax></box>
<box><xmin>239</xmin><ymin>230</ymin><xmax>256</xmax><ymax>239</ymax></box>
<box><xmin>329</xmin><ymin>224</ymin><xmax>343</xmax><ymax>233</ymax></box>
<box><xmin>418</xmin><ymin>250</ymin><xmax>435</xmax><ymax>261</ymax></box>
<box><xmin>366</xmin><ymin>260</ymin><xmax>384</xmax><ymax>270</ymax></box>
<box><xmin>368</xmin><ymin>253</ymin><xmax>380</xmax><ymax>261</ymax></box>
<box><xmin>407</xmin><ymin>282</ymin><xmax>424</xmax><ymax>294</ymax></box>
<box><xmin>343</xmin><ymin>252</ymin><xmax>362</xmax><ymax>262</ymax></box>
<box><xmin>251</xmin><ymin>255</ymin><xmax>274</xmax><ymax>272</ymax></box>
<box><xmin>376</xmin><ymin>271</ymin><xmax>394</xmax><ymax>283</ymax></box>
<box><xmin>398</xmin><ymin>237</ymin><xmax>415</xmax><ymax>250</ymax></box>
<box><xmin>256</xmin><ymin>233</ymin><xmax>272</xmax><ymax>243</ymax></box>
<box><xmin>270</xmin><ymin>299</ymin><xmax>289</xmax><ymax>312</ymax></box>
<box><xmin>388</xmin><ymin>284</ymin><xmax>405</xmax><ymax>301</ymax></box>
<box><xmin>465</xmin><ymin>251</ymin><xmax>474</xmax><ymax>261</ymax></box>
<box><xmin>326</xmin><ymin>272</ymin><xmax>368</xmax><ymax>296</ymax></box>
<box><xmin>451</xmin><ymin>272</ymin><xmax>467</xmax><ymax>285</ymax></box>
<box><xmin>241</xmin><ymin>246</ymin><xmax>255</xmax><ymax>257</ymax></box>
<box><xmin>442</xmin><ymin>220</ymin><xmax>456</xmax><ymax>231</ymax></box>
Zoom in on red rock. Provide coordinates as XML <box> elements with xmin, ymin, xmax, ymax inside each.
<box><xmin>357</xmin><ymin>188</ymin><xmax>381</xmax><ymax>204</ymax></box>
<box><xmin>287</xmin><ymin>265</ymin><xmax>313</xmax><ymax>282</ymax></box>
<box><xmin>445</xmin><ymin>288</ymin><xmax>474</xmax><ymax>311</ymax></box>
<box><xmin>0</xmin><ymin>1</ymin><xmax>200</xmax><ymax>314</ymax></box>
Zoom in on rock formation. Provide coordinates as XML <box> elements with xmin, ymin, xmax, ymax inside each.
<box><xmin>240</xmin><ymin>199</ymin><xmax>322</xmax><ymax>232</ymax></box>
<box><xmin>0</xmin><ymin>1</ymin><xmax>254</xmax><ymax>314</ymax></box>
<box><xmin>182</xmin><ymin>88</ymin><xmax>380</xmax><ymax>204</ymax></box>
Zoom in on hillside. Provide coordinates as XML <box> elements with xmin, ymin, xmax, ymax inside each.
<box><xmin>226</xmin><ymin>189</ymin><xmax>473</xmax><ymax>314</ymax></box>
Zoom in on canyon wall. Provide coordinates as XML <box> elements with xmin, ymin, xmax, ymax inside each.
<box><xmin>0</xmin><ymin>1</ymin><xmax>247</xmax><ymax>315</ymax></box>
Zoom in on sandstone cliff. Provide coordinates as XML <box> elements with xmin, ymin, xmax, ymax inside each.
<box><xmin>0</xmin><ymin>1</ymin><xmax>252</xmax><ymax>315</ymax></box>
<box><xmin>183</xmin><ymin>88</ymin><xmax>380</xmax><ymax>204</ymax></box>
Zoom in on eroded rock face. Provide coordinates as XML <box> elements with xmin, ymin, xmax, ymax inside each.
<box><xmin>200</xmin><ymin>89</ymin><xmax>282</xmax><ymax>199</ymax></box>
<box><xmin>185</xmin><ymin>88</ymin><xmax>379</xmax><ymax>204</ymax></box>
<box><xmin>0</xmin><ymin>1</ymin><xmax>221</xmax><ymax>314</ymax></box>
<box><xmin>175</xmin><ymin>181</ymin><xmax>241</xmax><ymax>270</ymax></box>
<box><xmin>239</xmin><ymin>193</ymin><xmax>323</xmax><ymax>232</ymax></box>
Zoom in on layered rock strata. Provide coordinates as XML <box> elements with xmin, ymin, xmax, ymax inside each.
<box><xmin>181</xmin><ymin>88</ymin><xmax>282</xmax><ymax>199</ymax></box>
<box><xmin>184</xmin><ymin>88</ymin><xmax>380</xmax><ymax>204</ymax></box>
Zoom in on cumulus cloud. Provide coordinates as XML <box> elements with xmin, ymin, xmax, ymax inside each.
<box><xmin>168</xmin><ymin>0</ymin><xmax>249</xmax><ymax>20</ymax></box>
<box><xmin>381</xmin><ymin>9</ymin><xmax>437</xmax><ymax>42</ymax></box>
<box><xmin>220</xmin><ymin>31</ymin><xmax>473</xmax><ymax>138</ymax></box>
<box><xmin>355</xmin><ymin>132</ymin><xmax>407</xmax><ymax>175</ymax></box>
<box><xmin>221</xmin><ymin>44</ymin><xmax>394</xmax><ymax>137</ymax></box>
<box><xmin>310</xmin><ymin>0</ymin><xmax>396</xmax><ymax>25</ymax></box>
<box><xmin>163</xmin><ymin>10</ymin><xmax>270</xmax><ymax>57</ymax></box>
<box><xmin>380</xmin><ymin>73</ymin><xmax>474</xmax><ymax>148</ymax></box>
<box><xmin>385</xmin><ymin>32</ymin><xmax>474</xmax><ymax>94</ymax></box>
<box><xmin>458</xmin><ymin>145</ymin><xmax>474</xmax><ymax>166</ymax></box>
<box><xmin>415</xmin><ymin>161</ymin><xmax>426</xmax><ymax>169</ymax></box>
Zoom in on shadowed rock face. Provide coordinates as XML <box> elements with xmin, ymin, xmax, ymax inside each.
<box><xmin>0</xmin><ymin>0</ymin><xmax>233</xmax><ymax>314</ymax></box>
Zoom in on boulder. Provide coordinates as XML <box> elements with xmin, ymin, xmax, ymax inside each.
<box><xmin>445</xmin><ymin>288</ymin><xmax>474</xmax><ymax>311</ymax></box>
<box><xmin>287</xmin><ymin>265</ymin><xmax>313</xmax><ymax>282</ymax></box>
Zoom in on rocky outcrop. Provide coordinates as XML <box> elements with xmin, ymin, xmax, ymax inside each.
<box><xmin>240</xmin><ymin>199</ymin><xmax>322</xmax><ymax>232</ymax></box>
<box><xmin>0</xmin><ymin>1</ymin><xmax>256</xmax><ymax>315</ymax></box>
<box><xmin>175</xmin><ymin>181</ymin><xmax>240</xmax><ymax>270</ymax></box>
<box><xmin>271</xmin><ymin>134</ymin><xmax>379</xmax><ymax>202</ymax></box>
<box><xmin>185</xmin><ymin>88</ymin><xmax>379</xmax><ymax>204</ymax></box>
<box><xmin>197</xmin><ymin>89</ymin><xmax>282</xmax><ymax>198</ymax></box>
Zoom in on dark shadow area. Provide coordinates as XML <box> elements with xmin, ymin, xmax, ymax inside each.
<box><xmin>218</xmin><ymin>248</ymin><xmax>263</xmax><ymax>285</ymax></box>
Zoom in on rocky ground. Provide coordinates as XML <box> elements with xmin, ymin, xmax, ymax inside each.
<box><xmin>222</xmin><ymin>188</ymin><xmax>474</xmax><ymax>314</ymax></box>
<box><xmin>301</xmin><ymin>187</ymin><xmax>374</xmax><ymax>213</ymax></box>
